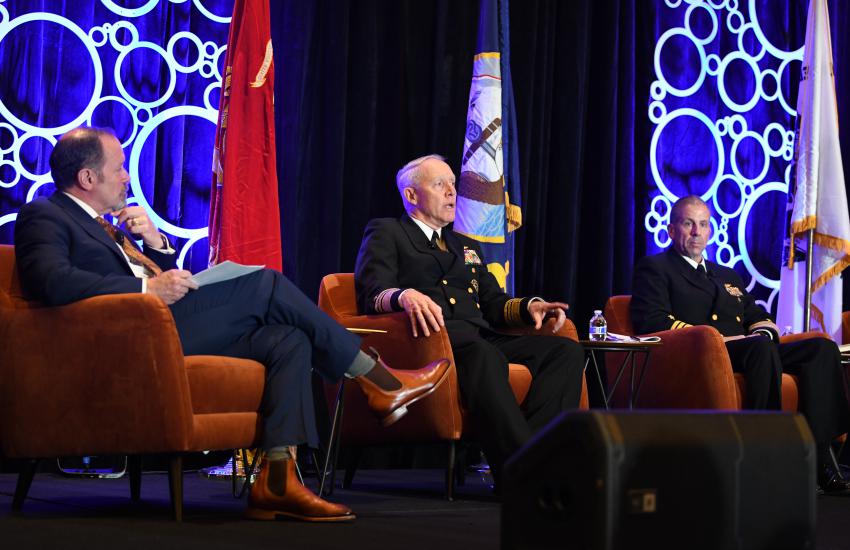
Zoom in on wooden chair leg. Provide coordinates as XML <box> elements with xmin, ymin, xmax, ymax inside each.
<box><xmin>445</xmin><ymin>441</ymin><xmax>456</xmax><ymax>501</ymax></box>
<box><xmin>167</xmin><ymin>455</ymin><xmax>183</xmax><ymax>522</ymax></box>
<box><xmin>128</xmin><ymin>455</ymin><xmax>142</xmax><ymax>501</ymax></box>
<box><xmin>12</xmin><ymin>459</ymin><xmax>39</xmax><ymax>513</ymax></box>
<box><xmin>342</xmin><ymin>447</ymin><xmax>362</xmax><ymax>489</ymax></box>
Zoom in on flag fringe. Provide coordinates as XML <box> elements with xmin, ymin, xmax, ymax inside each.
<box><xmin>811</xmin><ymin>302</ymin><xmax>826</xmax><ymax>333</ymax></box>
<box><xmin>506</xmin><ymin>192</ymin><xmax>522</xmax><ymax>232</ymax></box>
<box><xmin>811</xmin><ymin>253</ymin><xmax>850</xmax><ymax>294</ymax></box>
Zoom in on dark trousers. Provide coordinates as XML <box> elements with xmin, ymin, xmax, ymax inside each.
<box><xmin>447</xmin><ymin>323</ymin><xmax>585</xmax><ymax>476</ymax></box>
<box><xmin>726</xmin><ymin>336</ymin><xmax>850</xmax><ymax>444</ymax></box>
<box><xmin>169</xmin><ymin>269</ymin><xmax>362</xmax><ymax>449</ymax></box>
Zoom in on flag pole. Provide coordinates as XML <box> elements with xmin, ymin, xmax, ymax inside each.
<box><xmin>804</xmin><ymin>228</ymin><xmax>814</xmax><ymax>332</ymax></box>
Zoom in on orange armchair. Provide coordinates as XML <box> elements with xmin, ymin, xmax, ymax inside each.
<box><xmin>603</xmin><ymin>295</ymin><xmax>808</xmax><ymax>411</ymax></box>
<box><xmin>317</xmin><ymin>273</ymin><xmax>588</xmax><ymax>499</ymax></box>
<box><xmin>0</xmin><ymin>244</ymin><xmax>266</xmax><ymax>520</ymax></box>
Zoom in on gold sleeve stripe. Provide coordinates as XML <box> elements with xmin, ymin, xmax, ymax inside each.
<box><xmin>504</xmin><ymin>298</ymin><xmax>524</xmax><ymax>326</ymax></box>
<box><xmin>373</xmin><ymin>288</ymin><xmax>400</xmax><ymax>313</ymax></box>
<box><xmin>670</xmin><ymin>320</ymin><xmax>694</xmax><ymax>330</ymax></box>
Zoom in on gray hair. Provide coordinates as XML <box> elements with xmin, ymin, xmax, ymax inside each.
<box><xmin>396</xmin><ymin>154</ymin><xmax>446</xmax><ymax>196</ymax></box>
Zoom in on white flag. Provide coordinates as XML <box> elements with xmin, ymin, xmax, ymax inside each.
<box><xmin>777</xmin><ymin>0</ymin><xmax>850</xmax><ymax>341</ymax></box>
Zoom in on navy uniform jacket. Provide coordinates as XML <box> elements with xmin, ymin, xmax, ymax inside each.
<box><xmin>14</xmin><ymin>193</ymin><xmax>175</xmax><ymax>306</ymax></box>
<box><xmin>630</xmin><ymin>248</ymin><xmax>772</xmax><ymax>337</ymax></box>
<box><xmin>354</xmin><ymin>216</ymin><xmax>535</xmax><ymax>329</ymax></box>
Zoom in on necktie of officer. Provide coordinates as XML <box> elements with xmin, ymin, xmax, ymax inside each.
<box><xmin>95</xmin><ymin>217</ymin><xmax>162</xmax><ymax>277</ymax></box>
<box><xmin>698</xmin><ymin>263</ymin><xmax>708</xmax><ymax>278</ymax></box>
<box><xmin>430</xmin><ymin>231</ymin><xmax>447</xmax><ymax>252</ymax></box>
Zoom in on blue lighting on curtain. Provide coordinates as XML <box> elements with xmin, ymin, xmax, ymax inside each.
<box><xmin>0</xmin><ymin>0</ymin><xmax>233</xmax><ymax>273</ymax></box>
<box><xmin>646</xmin><ymin>0</ymin><xmax>805</xmax><ymax>314</ymax></box>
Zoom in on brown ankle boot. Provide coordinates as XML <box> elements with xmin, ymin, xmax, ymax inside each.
<box><xmin>245</xmin><ymin>458</ymin><xmax>355</xmax><ymax>522</ymax></box>
<box><xmin>353</xmin><ymin>353</ymin><xmax>452</xmax><ymax>427</ymax></box>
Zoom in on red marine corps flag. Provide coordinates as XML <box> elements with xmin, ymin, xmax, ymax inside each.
<box><xmin>209</xmin><ymin>0</ymin><xmax>282</xmax><ymax>270</ymax></box>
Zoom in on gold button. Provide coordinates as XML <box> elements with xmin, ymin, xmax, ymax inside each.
<box><xmin>449</xmin><ymin>297</ymin><xmax>456</xmax><ymax>305</ymax></box>
<box><xmin>711</xmin><ymin>313</ymin><xmax>718</xmax><ymax>321</ymax></box>
<box><xmin>467</xmin><ymin>287</ymin><xmax>473</xmax><ymax>293</ymax></box>
<box><xmin>471</xmin><ymin>267</ymin><xmax>476</xmax><ymax>273</ymax></box>
<box><xmin>476</xmin><ymin>303</ymin><xmax>480</xmax><ymax>309</ymax></box>
<box><xmin>736</xmin><ymin>316</ymin><xmax>741</xmax><ymax>322</ymax></box>
<box><xmin>442</xmin><ymin>279</ymin><xmax>448</xmax><ymax>285</ymax></box>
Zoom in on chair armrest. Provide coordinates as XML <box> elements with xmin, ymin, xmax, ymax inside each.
<box><xmin>335</xmin><ymin>311</ymin><xmax>456</xmax><ymax>369</ymax></box>
<box><xmin>326</xmin><ymin>312</ymin><xmax>462</xmax><ymax>444</ymax></box>
<box><xmin>608</xmin><ymin>325</ymin><xmax>740</xmax><ymax>409</ymax></box>
<box><xmin>0</xmin><ymin>293</ymin><xmax>195</xmax><ymax>458</ymax></box>
<box><xmin>780</xmin><ymin>330</ymin><xmax>829</xmax><ymax>344</ymax></box>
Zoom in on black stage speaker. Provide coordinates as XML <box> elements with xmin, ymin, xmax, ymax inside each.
<box><xmin>501</xmin><ymin>411</ymin><xmax>816</xmax><ymax>550</ymax></box>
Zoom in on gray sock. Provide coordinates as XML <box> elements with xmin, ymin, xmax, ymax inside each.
<box><xmin>344</xmin><ymin>350</ymin><xmax>376</xmax><ymax>379</ymax></box>
<box><xmin>265</xmin><ymin>446</ymin><xmax>295</xmax><ymax>461</ymax></box>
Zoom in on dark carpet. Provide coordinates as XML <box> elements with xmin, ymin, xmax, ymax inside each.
<box><xmin>0</xmin><ymin>468</ymin><xmax>499</xmax><ymax>549</ymax></box>
<box><xmin>1</xmin><ymin>467</ymin><xmax>849</xmax><ymax>549</ymax></box>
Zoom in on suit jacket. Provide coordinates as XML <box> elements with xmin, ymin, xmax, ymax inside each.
<box><xmin>354</xmin><ymin>216</ymin><xmax>534</xmax><ymax>330</ymax></box>
<box><xmin>14</xmin><ymin>192</ymin><xmax>175</xmax><ymax>306</ymax></box>
<box><xmin>630</xmin><ymin>248</ymin><xmax>771</xmax><ymax>337</ymax></box>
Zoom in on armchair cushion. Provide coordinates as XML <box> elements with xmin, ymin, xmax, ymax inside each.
<box><xmin>604</xmin><ymin>295</ymin><xmax>809</xmax><ymax>413</ymax></box>
<box><xmin>0</xmin><ymin>244</ymin><xmax>263</xmax><ymax>459</ymax></box>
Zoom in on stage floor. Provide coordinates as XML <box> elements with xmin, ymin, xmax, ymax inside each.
<box><xmin>1</xmin><ymin>468</ymin><xmax>849</xmax><ymax>549</ymax></box>
<box><xmin>0</xmin><ymin>468</ymin><xmax>499</xmax><ymax>549</ymax></box>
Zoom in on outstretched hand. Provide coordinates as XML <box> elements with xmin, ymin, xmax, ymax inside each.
<box><xmin>528</xmin><ymin>300</ymin><xmax>570</xmax><ymax>332</ymax></box>
<box><xmin>398</xmin><ymin>289</ymin><xmax>445</xmax><ymax>338</ymax></box>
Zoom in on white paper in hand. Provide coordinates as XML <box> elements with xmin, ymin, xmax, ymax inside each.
<box><xmin>192</xmin><ymin>261</ymin><xmax>264</xmax><ymax>287</ymax></box>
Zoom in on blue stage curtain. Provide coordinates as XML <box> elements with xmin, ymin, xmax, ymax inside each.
<box><xmin>4</xmin><ymin>1</ymin><xmax>850</xmax><ymax>326</ymax></box>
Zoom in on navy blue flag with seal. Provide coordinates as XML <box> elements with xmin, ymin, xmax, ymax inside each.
<box><xmin>454</xmin><ymin>0</ymin><xmax>522</xmax><ymax>294</ymax></box>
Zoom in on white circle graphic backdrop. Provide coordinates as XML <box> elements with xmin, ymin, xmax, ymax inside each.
<box><xmin>647</xmin><ymin>0</ymin><xmax>803</xmax><ymax>313</ymax></box>
<box><xmin>0</xmin><ymin>0</ymin><xmax>231</xmax><ymax>270</ymax></box>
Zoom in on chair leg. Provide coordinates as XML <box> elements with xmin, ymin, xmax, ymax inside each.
<box><xmin>167</xmin><ymin>456</ymin><xmax>183</xmax><ymax>522</ymax></box>
<box><xmin>342</xmin><ymin>448</ymin><xmax>362</xmax><ymax>489</ymax></box>
<box><xmin>12</xmin><ymin>459</ymin><xmax>39</xmax><ymax>513</ymax></box>
<box><xmin>128</xmin><ymin>455</ymin><xmax>142</xmax><ymax>501</ymax></box>
<box><xmin>320</xmin><ymin>380</ymin><xmax>346</xmax><ymax>497</ymax></box>
<box><xmin>445</xmin><ymin>441</ymin><xmax>456</xmax><ymax>501</ymax></box>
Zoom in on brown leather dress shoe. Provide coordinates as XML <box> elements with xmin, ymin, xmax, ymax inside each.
<box><xmin>354</xmin><ymin>355</ymin><xmax>452</xmax><ymax>427</ymax></box>
<box><xmin>245</xmin><ymin>458</ymin><xmax>355</xmax><ymax>522</ymax></box>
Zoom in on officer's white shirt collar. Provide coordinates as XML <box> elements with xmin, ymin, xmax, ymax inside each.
<box><xmin>409</xmin><ymin>215</ymin><xmax>443</xmax><ymax>240</ymax></box>
<box><xmin>680</xmin><ymin>254</ymin><xmax>705</xmax><ymax>270</ymax></box>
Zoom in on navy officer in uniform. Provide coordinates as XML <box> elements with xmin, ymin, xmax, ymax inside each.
<box><xmin>354</xmin><ymin>154</ymin><xmax>585</xmax><ymax>481</ymax></box>
<box><xmin>630</xmin><ymin>195</ymin><xmax>850</xmax><ymax>493</ymax></box>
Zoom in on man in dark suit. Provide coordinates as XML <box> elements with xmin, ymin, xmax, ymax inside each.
<box><xmin>631</xmin><ymin>195</ymin><xmax>850</xmax><ymax>493</ymax></box>
<box><xmin>14</xmin><ymin>127</ymin><xmax>451</xmax><ymax>521</ymax></box>
<box><xmin>354</xmin><ymin>154</ymin><xmax>585</xmax><ymax>480</ymax></box>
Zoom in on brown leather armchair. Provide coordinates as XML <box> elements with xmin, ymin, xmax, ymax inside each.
<box><xmin>603</xmin><ymin>295</ymin><xmax>810</xmax><ymax>411</ymax></box>
<box><xmin>0</xmin><ymin>244</ymin><xmax>266</xmax><ymax>521</ymax></box>
<box><xmin>317</xmin><ymin>273</ymin><xmax>588</xmax><ymax>499</ymax></box>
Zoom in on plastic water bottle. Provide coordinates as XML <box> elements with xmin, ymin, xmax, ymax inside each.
<box><xmin>589</xmin><ymin>310</ymin><xmax>607</xmax><ymax>341</ymax></box>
